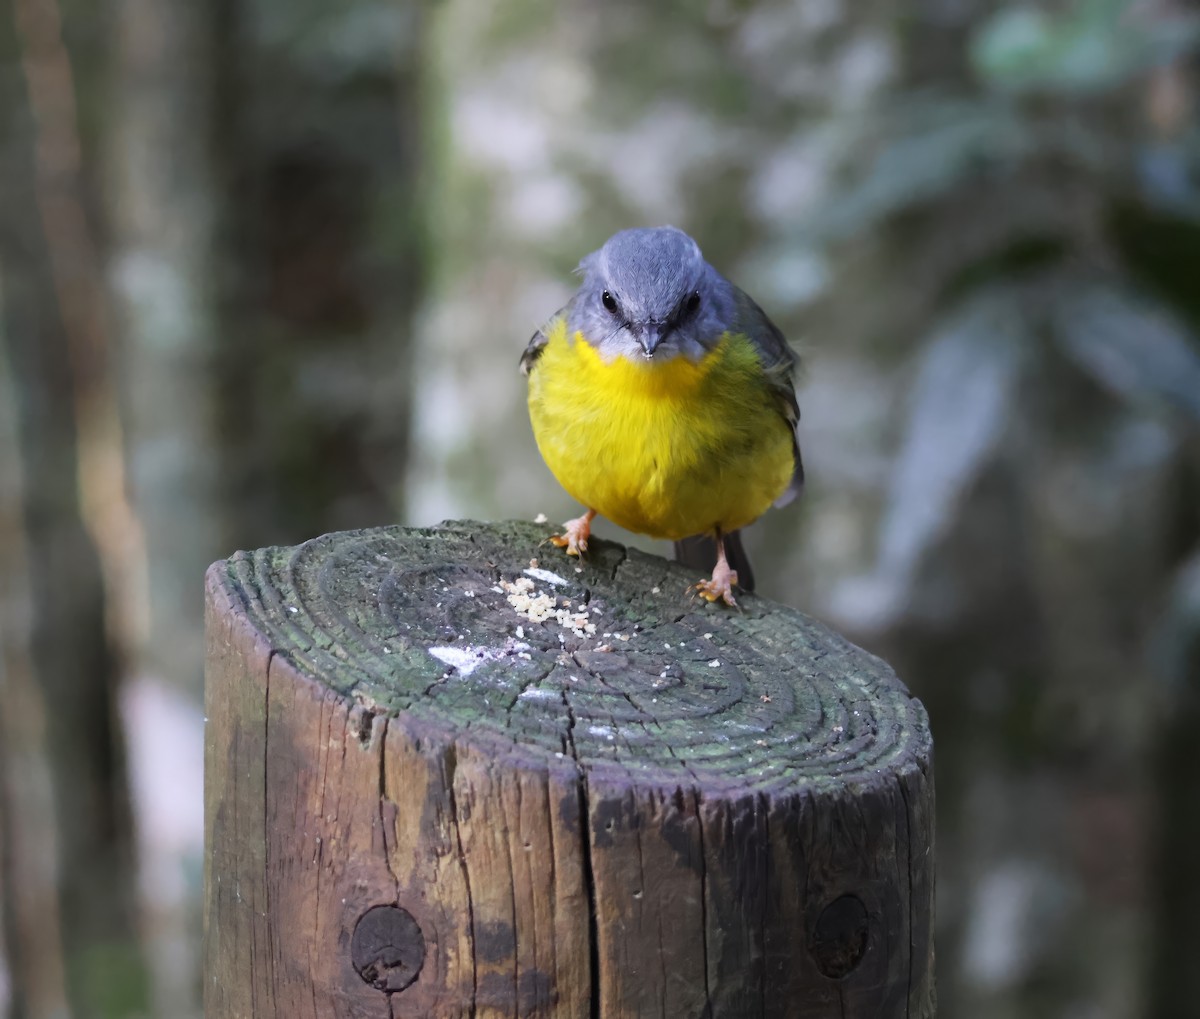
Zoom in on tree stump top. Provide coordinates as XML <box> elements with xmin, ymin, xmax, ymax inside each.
<box><xmin>210</xmin><ymin>519</ymin><xmax>929</xmax><ymax>797</ymax></box>
<box><xmin>207</xmin><ymin>520</ymin><xmax>936</xmax><ymax>1016</ymax></box>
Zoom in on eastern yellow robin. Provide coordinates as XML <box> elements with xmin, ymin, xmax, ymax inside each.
<box><xmin>522</xmin><ymin>226</ymin><xmax>803</xmax><ymax>605</ymax></box>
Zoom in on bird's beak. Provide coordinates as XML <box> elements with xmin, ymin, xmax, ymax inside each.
<box><xmin>638</xmin><ymin>322</ymin><xmax>666</xmax><ymax>358</ymax></box>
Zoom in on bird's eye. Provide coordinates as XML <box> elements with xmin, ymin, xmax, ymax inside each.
<box><xmin>685</xmin><ymin>291</ymin><xmax>701</xmax><ymax>314</ymax></box>
<box><xmin>601</xmin><ymin>290</ymin><xmax>618</xmax><ymax>314</ymax></box>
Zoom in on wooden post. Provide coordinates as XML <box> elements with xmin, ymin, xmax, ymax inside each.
<box><xmin>204</xmin><ymin>520</ymin><xmax>935</xmax><ymax>1018</ymax></box>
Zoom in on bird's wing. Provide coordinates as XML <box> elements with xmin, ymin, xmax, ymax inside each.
<box><xmin>520</xmin><ymin>300</ymin><xmax>574</xmax><ymax>376</ymax></box>
<box><xmin>733</xmin><ymin>287</ymin><xmax>804</xmax><ymax>504</ymax></box>
<box><xmin>519</xmin><ymin>326</ymin><xmax>549</xmax><ymax>376</ymax></box>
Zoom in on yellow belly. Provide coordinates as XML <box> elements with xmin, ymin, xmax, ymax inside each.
<box><xmin>526</xmin><ymin>319</ymin><xmax>794</xmax><ymax>540</ymax></box>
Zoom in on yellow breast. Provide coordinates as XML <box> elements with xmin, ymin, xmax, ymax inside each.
<box><xmin>526</xmin><ymin>318</ymin><xmax>794</xmax><ymax>540</ymax></box>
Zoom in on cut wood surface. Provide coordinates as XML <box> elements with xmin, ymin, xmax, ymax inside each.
<box><xmin>204</xmin><ymin>520</ymin><xmax>935</xmax><ymax>1018</ymax></box>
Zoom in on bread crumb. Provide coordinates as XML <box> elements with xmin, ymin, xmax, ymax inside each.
<box><xmin>499</xmin><ymin>575</ymin><xmax>597</xmax><ymax>640</ymax></box>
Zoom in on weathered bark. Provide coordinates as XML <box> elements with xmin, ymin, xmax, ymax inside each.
<box><xmin>205</xmin><ymin>520</ymin><xmax>935</xmax><ymax>1017</ymax></box>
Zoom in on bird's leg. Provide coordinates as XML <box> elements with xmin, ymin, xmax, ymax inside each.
<box><xmin>693</xmin><ymin>530</ymin><xmax>739</xmax><ymax>607</ymax></box>
<box><xmin>549</xmin><ymin>508</ymin><xmax>596</xmax><ymax>557</ymax></box>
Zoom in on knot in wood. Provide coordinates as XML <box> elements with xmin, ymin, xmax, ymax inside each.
<box><xmin>351</xmin><ymin>904</ymin><xmax>425</xmax><ymax>993</ymax></box>
<box><xmin>810</xmin><ymin>894</ymin><xmax>870</xmax><ymax>979</ymax></box>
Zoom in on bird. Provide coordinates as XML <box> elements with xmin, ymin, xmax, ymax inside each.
<box><xmin>521</xmin><ymin>226</ymin><xmax>802</xmax><ymax>606</ymax></box>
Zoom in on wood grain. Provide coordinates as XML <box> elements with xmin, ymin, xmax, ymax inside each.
<box><xmin>204</xmin><ymin>520</ymin><xmax>935</xmax><ymax>1017</ymax></box>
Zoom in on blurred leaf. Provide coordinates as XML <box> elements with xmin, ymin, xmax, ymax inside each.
<box><xmin>972</xmin><ymin>0</ymin><xmax>1200</xmax><ymax>94</ymax></box>
<box><xmin>1136</xmin><ymin>142</ymin><xmax>1200</xmax><ymax>217</ymax></box>
<box><xmin>973</xmin><ymin>6</ymin><xmax>1057</xmax><ymax>82</ymax></box>
<box><xmin>880</xmin><ymin>291</ymin><xmax>1030</xmax><ymax>578</ymax></box>
<box><xmin>804</xmin><ymin>83</ymin><xmax>1126</xmax><ymax>243</ymax></box>
<box><xmin>806</xmin><ymin>98</ymin><xmax>1032</xmax><ymax>240</ymax></box>
<box><xmin>1053</xmin><ymin>282</ymin><xmax>1200</xmax><ymax>420</ymax></box>
<box><xmin>1149</xmin><ymin>550</ymin><xmax>1200</xmax><ymax>694</ymax></box>
<box><xmin>831</xmin><ymin>291</ymin><xmax>1031</xmax><ymax>630</ymax></box>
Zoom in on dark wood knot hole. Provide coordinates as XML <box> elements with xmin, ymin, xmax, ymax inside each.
<box><xmin>810</xmin><ymin>894</ymin><xmax>870</xmax><ymax>979</ymax></box>
<box><xmin>351</xmin><ymin>904</ymin><xmax>426</xmax><ymax>993</ymax></box>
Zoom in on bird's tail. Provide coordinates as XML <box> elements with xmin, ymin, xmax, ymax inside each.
<box><xmin>673</xmin><ymin>530</ymin><xmax>755</xmax><ymax>593</ymax></box>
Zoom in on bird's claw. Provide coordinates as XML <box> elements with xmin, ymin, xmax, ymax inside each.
<box><xmin>692</xmin><ymin>564</ymin><xmax>739</xmax><ymax>607</ymax></box>
<box><xmin>549</xmin><ymin>514</ymin><xmax>592</xmax><ymax>557</ymax></box>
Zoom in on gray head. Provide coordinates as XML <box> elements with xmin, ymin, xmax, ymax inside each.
<box><xmin>567</xmin><ymin>226</ymin><xmax>737</xmax><ymax>362</ymax></box>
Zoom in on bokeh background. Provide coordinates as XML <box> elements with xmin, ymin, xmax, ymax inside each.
<box><xmin>3</xmin><ymin>0</ymin><xmax>1200</xmax><ymax>1016</ymax></box>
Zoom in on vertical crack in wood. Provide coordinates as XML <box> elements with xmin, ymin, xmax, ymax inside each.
<box><xmin>693</xmin><ymin>789</ymin><xmax>712</xmax><ymax>1016</ymax></box>
<box><xmin>632</xmin><ymin>817</ymin><xmax>660</xmax><ymax>1016</ymax></box>
<box><xmin>606</xmin><ymin>546</ymin><xmax>628</xmax><ymax>583</ymax></box>
<box><xmin>897</xmin><ymin>769</ymin><xmax>914</xmax><ymax>1019</ymax></box>
<box><xmin>759</xmin><ymin>793</ymin><xmax>768</xmax><ymax>1019</ymax></box>
<box><xmin>579</xmin><ymin>776</ymin><xmax>600</xmax><ymax>1019</ymax></box>
<box><xmin>311</xmin><ymin>699</ymin><xmax>333</xmax><ymax>998</ymax></box>
<box><xmin>505</xmin><ymin>775</ymin><xmax>519</xmax><ymax>1013</ymax></box>
<box><xmin>444</xmin><ymin>742</ymin><xmax>477</xmax><ymax>1017</ymax></box>
<box><xmin>542</xmin><ymin>771</ymin><xmax>559</xmax><ymax>999</ymax></box>
<box><xmin>263</xmin><ymin>649</ymin><xmax>278</xmax><ymax>1015</ymax></box>
<box><xmin>560</xmin><ymin>686</ymin><xmax>600</xmax><ymax>1019</ymax></box>
<box><xmin>378</xmin><ymin>718</ymin><xmax>399</xmax><ymax>896</ymax></box>
<box><xmin>659</xmin><ymin>738</ymin><xmax>713</xmax><ymax>1017</ymax></box>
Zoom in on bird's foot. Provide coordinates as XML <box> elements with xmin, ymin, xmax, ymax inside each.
<box><xmin>693</xmin><ymin>560</ymin><xmax>739</xmax><ymax>607</ymax></box>
<box><xmin>549</xmin><ymin>512</ymin><xmax>593</xmax><ymax>557</ymax></box>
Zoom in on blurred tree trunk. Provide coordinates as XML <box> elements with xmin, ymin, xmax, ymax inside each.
<box><xmin>1</xmin><ymin>0</ymin><xmax>148</xmax><ymax>1012</ymax></box>
<box><xmin>214</xmin><ymin>0</ymin><xmax>427</xmax><ymax>553</ymax></box>
<box><xmin>0</xmin><ymin>277</ymin><xmax>72</xmax><ymax>1019</ymax></box>
<box><xmin>108</xmin><ymin>0</ymin><xmax>219</xmax><ymax>696</ymax></box>
<box><xmin>104</xmin><ymin>0</ymin><xmax>220</xmax><ymax>1013</ymax></box>
<box><xmin>1149</xmin><ymin>546</ymin><xmax>1200</xmax><ymax>1018</ymax></box>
